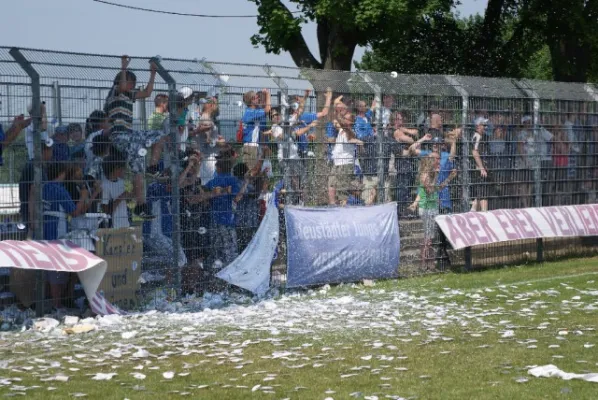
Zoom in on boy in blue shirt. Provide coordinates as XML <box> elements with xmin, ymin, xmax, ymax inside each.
<box><xmin>241</xmin><ymin>89</ymin><xmax>271</xmax><ymax>171</ymax></box>
<box><xmin>202</xmin><ymin>155</ymin><xmax>241</xmax><ymax>270</ymax></box>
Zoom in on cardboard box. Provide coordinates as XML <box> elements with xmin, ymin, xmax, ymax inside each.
<box><xmin>95</xmin><ymin>227</ymin><xmax>142</xmax><ymax>311</ymax></box>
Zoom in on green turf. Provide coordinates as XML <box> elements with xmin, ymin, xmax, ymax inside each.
<box><xmin>1</xmin><ymin>257</ymin><xmax>597</xmax><ymax>399</ymax></box>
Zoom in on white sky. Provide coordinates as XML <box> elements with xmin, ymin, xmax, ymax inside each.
<box><xmin>1</xmin><ymin>0</ymin><xmax>488</xmax><ymax>68</ymax></box>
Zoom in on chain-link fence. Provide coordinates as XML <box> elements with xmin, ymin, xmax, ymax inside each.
<box><xmin>1</xmin><ymin>46</ymin><xmax>597</xmax><ymax>317</ymax></box>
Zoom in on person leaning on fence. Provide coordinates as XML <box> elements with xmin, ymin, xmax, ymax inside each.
<box><xmin>389</xmin><ymin>111</ymin><xmax>420</xmax><ymax>217</ymax></box>
<box><xmin>142</xmin><ymin>167</ymin><xmax>190</xmax><ymax>287</ymax></box>
<box><xmin>416</xmin><ymin>153</ymin><xmax>457</xmax><ymax>271</ymax></box>
<box><xmin>51</xmin><ymin>126</ymin><xmax>71</xmax><ymax>164</ymax></box>
<box><xmin>0</xmin><ymin>113</ymin><xmax>31</xmax><ymax>166</ymax></box>
<box><xmin>42</xmin><ymin>162</ymin><xmax>78</xmax><ymax>310</ymax></box>
<box><xmin>232</xmin><ymin>161</ymin><xmax>265</xmax><ymax>252</ymax></box>
<box><xmin>192</xmin><ymin>96</ymin><xmax>225</xmax><ymax>185</ymax></box>
<box><xmin>201</xmin><ymin>153</ymin><xmax>241</xmax><ymax>271</ymax></box>
<box><xmin>18</xmin><ymin>136</ymin><xmax>53</xmax><ymax>238</ymax></box>
<box><xmin>241</xmin><ymin>89</ymin><xmax>271</xmax><ymax>170</ymax></box>
<box><xmin>515</xmin><ymin>116</ymin><xmax>535</xmax><ymax>209</ymax></box>
<box><xmin>101</xmin><ymin>154</ymin><xmax>131</xmax><ymax>229</ymax></box>
<box><xmin>327</xmin><ymin>113</ymin><xmax>363</xmax><ymax>205</ymax></box>
<box><xmin>104</xmin><ymin>55</ymin><xmax>164</xmax><ymax>219</ymax></box>
<box><xmin>470</xmin><ymin>117</ymin><xmax>491</xmax><ymax>212</ymax></box>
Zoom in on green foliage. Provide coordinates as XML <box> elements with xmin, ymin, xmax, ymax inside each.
<box><xmin>248</xmin><ymin>0</ymin><xmax>455</xmax><ymax>70</ymax></box>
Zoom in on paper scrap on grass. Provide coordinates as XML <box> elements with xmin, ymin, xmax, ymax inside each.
<box><xmin>528</xmin><ymin>365</ymin><xmax>598</xmax><ymax>383</ymax></box>
<box><xmin>216</xmin><ymin>196</ymin><xmax>278</xmax><ymax>296</ymax></box>
<box><xmin>0</xmin><ymin>240</ymin><xmax>121</xmax><ymax>315</ymax></box>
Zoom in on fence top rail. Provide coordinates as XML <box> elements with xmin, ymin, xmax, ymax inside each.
<box><xmin>0</xmin><ymin>45</ymin><xmax>596</xmax><ymax>103</ymax></box>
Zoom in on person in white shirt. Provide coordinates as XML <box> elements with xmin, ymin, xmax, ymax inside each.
<box><xmin>327</xmin><ymin>113</ymin><xmax>363</xmax><ymax>205</ymax></box>
<box><xmin>101</xmin><ymin>155</ymin><xmax>130</xmax><ymax>229</ymax></box>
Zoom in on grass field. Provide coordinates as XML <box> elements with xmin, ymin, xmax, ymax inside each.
<box><xmin>1</xmin><ymin>258</ymin><xmax>598</xmax><ymax>399</ymax></box>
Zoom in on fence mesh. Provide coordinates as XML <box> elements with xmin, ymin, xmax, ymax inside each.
<box><xmin>0</xmin><ymin>46</ymin><xmax>597</xmax><ymax>317</ymax></box>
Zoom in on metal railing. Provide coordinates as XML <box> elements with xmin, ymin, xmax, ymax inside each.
<box><xmin>0</xmin><ymin>46</ymin><xmax>597</xmax><ymax>317</ymax></box>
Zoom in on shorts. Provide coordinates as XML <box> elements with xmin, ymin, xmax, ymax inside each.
<box><xmin>111</xmin><ymin>130</ymin><xmax>169</xmax><ymax>174</ymax></box>
<box><xmin>242</xmin><ymin>145</ymin><xmax>259</xmax><ymax>171</ymax></box>
<box><xmin>422</xmin><ymin>207</ymin><xmax>438</xmax><ymax>240</ymax></box>
<box><xmin>46</xmin><ymin>271</ymin><xmax>70</xmax><ymax>285</ymax></box>
<box><xmin>361</xmin><ymin>176</ymin><xmax>379</xmax><ymax>203</ymax></box>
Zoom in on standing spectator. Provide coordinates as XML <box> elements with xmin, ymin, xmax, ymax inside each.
<box><xmin>148</xmin><ymin>94</ymin><xmax>169</xmax><ymax>130</ymax></box>
<box><xmin>563</xmin><ymin>110</ymin><xmax>582</xmax><ymax>204</ymax></box>
<box><xmin>536</xmin><ymin>116</ymin><xmax>554</xmax><ymax>206</ymax></box>
<box><xmin>24</xmin><ymin>102</ymin><xmax>48</xmax><ymax>161</ymax></box>
<box><xmin>390</xmin><ymin>111</ymin><xmax>420</xmax><ymax>216</ymax></box>
<box><xmin>67</xmin><ymin>123</ymin><xmax>85</xmax><ymax>156</ymax></box>
<box><xmin>0</xmin><ymin>114</ymin><xmax>31</xmax><ymax>166</ymax></box>
<box><xmin>203</xmin><ymin>154</ymin><xmax>241</xmax><ymax>269</ymax></box>
<box><xmin>470</xmin><ymin>117</ymin><xmax>490</xmax><ymax>212</ymax></box>
<box><xmin>553</xmin><ymin>128</ymin><xmax>571</xmax><ymax>205</ymax></box>
<box><xmin>416</xmin><ymin>153</ymin><xmax>457</xmax><ymax>271</ymax></box>
<box><xmin>18</xmin><ymin>137</ymin><xmax>53</xmax><ymax>238</ymax></box>
<box><xmin>515</xmin><ymin>116</ymin><xmax>535</xmax><ymax>208</ymax></box>
<box><xmin>232</xmin><ymin>162</ymin><xmax>264</xmax><ymax>252</ymax></box>
<box><xmin>192</xmin><ymin>97</ymin><xmax>224</xmax><ymax>185</ymax></box>
<box><xmin>85</xmin><ymin>133</ymin><xmax>112</xmax><ymax>183</ymax></box>
<box><xmin>241</xmin><ymin>89</ymin><xmax>271</xmax><ymax>170</ymax></box>
<box><xmin>327</xmin><ymin>113</ymin><xmax>363</xmax><ymax>205</ymax></box>
<box><xmin>64</xmin><ymin>162</ymin><xmax>102</xmax><ymax>234</ymax></box>
<box><xmin>487</xmin><ymin>124</ymin><xmax>515</xmax><ymax>209</ymax></box>
<box><xmin>354</xmin><ymin>100</ymin><xmax>378</xmax><ymax>204</ymax></box>
<box><xmin>51</xmin><ymin>126</ymin><xmax>71</xmax><ymax>164</ymax></box>
<box><xmin>42</xmin><ymin>163</ymin><xmax>77</xmax><ymax>310</ymax></box>
<box><xmin>409</xmin><ymin>135</ymin><xmax>457</xmax><ymax>214</ymax></box>
<box><xmin>101</xmin><ymin>154</ymin><xmax>131</xmax><ymax>229</ymax></box>
<box><xmin>84</xmin><ymin>110</ymin><xmax>111</xmax><ymax>164</ymax></box>
<box><xmin>104</xmin><ymin>55</ymin><xmax>163</xmax><ymax>219</ymax></box>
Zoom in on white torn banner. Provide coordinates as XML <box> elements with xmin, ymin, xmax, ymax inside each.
<box><xmin>528</xmin><ymin>365</ymin><xmax>598</xmax><ymax>383</ymax></box>
<box><xmin>216</xmin><ymin>196</ymin><xmax>279</xmax><ymax>296</ymax></box>
<box><xmin>0</xmin><ymin>240</ymin><xmax>120</xmax><ymax>316</ymax></box>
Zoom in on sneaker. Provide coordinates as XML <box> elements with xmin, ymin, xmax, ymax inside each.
<box><xmin>134</xmin><ymin>204</ymin><xmax>156</xmax><ymax>220</ymax></box>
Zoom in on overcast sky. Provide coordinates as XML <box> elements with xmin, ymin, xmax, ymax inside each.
<box><xmin>1</xmin><ymin>0</ymin><xmax>488</xmax><ymax>67</ymax></box>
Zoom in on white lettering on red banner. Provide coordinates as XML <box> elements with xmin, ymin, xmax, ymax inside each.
<box><xmin>0</xmin><ymin>240</ymin><xmax>121</xmax><ymax>315</ymax></box>
<box><xmin>435</xmin><ymin>204</ymin><xmax>598</xmax><ymax>250</ymax></box>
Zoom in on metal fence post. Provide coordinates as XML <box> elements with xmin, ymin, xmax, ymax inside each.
<box><xmin>445</xmin><ymin>76</ymin><xmax>471</xmax><ymax>269</ymax></box>
<box><xmin>445</xmin><ymin>76</ymin><xmax>470</xmax><ymax>212</ymax></box>
<box><xmin>52</xmin><ymin>81</ymin><xmax>63</xmax><ymax>126</ymax></box>
<box><xmin>138</xmin><ymin>86</ymin><xmax>148</xmax><ymax>131</ymax></box>
<box><xmin>10</xmin><ymin>47</ymin><xmax>45</xmax><ymax>317</ymax></box>
<box><xmin>514</xmin><ymin>80</ymin><xmax>543</xmax><ymax>262</ymax></box>
<box><xmin>360</xmin><ymin>73</ymin><xmax>386</xmax><ymax>203</ymax></box>
<box><xmin>150</xmin><ymin>57</ymin><xmax>181</xmax><ymax>298</ymax></box>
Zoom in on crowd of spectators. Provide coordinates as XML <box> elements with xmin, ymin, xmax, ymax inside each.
<box><xmin>1</xmin><ymin>56</ymin><xmax>598</xmax><ymax>310</ymax></box>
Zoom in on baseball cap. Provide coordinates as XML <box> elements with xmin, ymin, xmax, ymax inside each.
<box><xmin>53</xmin><ymin>125</ymin><xmax>69</xmax><ymax>136</ymax></box>
<box><xmin>178</xmin><ymin>86</ymin><xmax>194</xmax><ymax>100</ymax></box>
<box><xmin>474</xmin><ymin>117</ymin><xmax>489</xmax><ymax>126</ymax></box>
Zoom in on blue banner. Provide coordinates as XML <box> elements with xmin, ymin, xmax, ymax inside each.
<box><xmin>285</xmin><ymin>203</ymin><xmax>400</xmax><ymax>288</ymax></box>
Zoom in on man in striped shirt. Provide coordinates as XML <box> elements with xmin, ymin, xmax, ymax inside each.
<box><xmin>104</xmin><ymin>55</ymin><xmax>167</xmax><ymax>219</ymax></box>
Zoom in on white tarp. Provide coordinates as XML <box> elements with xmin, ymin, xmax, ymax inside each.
<box><xmin>216</xmin><ymin>197</ymin><xmax>279</xmax><ymax>296</ymax></box>
<box><xmin>528</xmin><ymin>364</ymin><xmax>598</xmax><ymax>383</ymax></box>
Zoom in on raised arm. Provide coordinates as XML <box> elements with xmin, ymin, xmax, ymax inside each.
<box><xmin>408</xmin><ymin>133</ymin><xmax>432</xmax><ymax>155</ymax></box>
<box><xmin>137</xmin><ymin>61</ymin><xmax>157</xmax><ymax>99</ymax></box>
<box><xmin>118</xmin><ymin>55</ymin><xmax>131</xmax><ymax>93</ymax></box>
<box><xmin>263</xmin><ymin>89</ymin><xmax>272</xmax><ymax>114</ymax></box>
<box><xmin>316</xmin><ymin>87</ymin><xmax>333</xmax><ymax>119</ymax></box>
<box><xmin>1</xmin><ymin>115</ymin><xmax>32</xmax><ymax>148</ymax></box>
